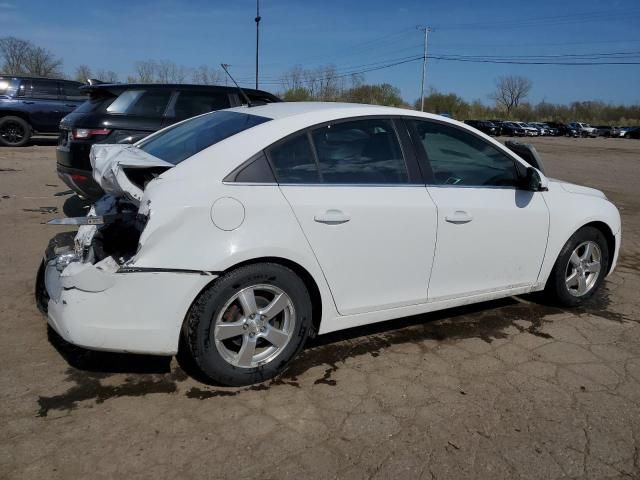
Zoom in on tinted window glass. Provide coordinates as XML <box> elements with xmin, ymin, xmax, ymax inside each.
<box><xmin>170</xmin><ymin>91</ymin><xmax>230</xmax><ymax>121</ymax></box>
<box><xmin>268</xmin><ymin>133</ymin><xmax>320</xmax><ymax>184</ymax></box>
<box><xmin>138</xmin><ymin>111</ymin><xmax>271</xmax><ymax>165</ymax></box>
<box><xmin>106</xmin><ymin>89</ymin><xmax>171</xmax><ymax>116</ymax></box>
<box><xmin>29</xmin><ymin>80</ymin><xmax>59</xmax><ymax>99</ymax></box>
<box><xmin>311</xmin><ymin>118</ymin><xmax>408</xmax><ymax>184</ymax></box>
<box><xmin>410</xmin><ymin>120</ymin><xmax>518</xmax><ymax>187</ymax></box>
<box><xmin>62</xmin><ymin>82</ymin><xmax>85</xmax><ymax>101</ymax></box>
<box><xmin>231</xmin><ymin>153</ymin><xmax>276</xmax><ymax>183</ymax></box>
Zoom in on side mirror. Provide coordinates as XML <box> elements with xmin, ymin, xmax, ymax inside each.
<box><xmin>525</xmin><ymin>167</ymin><xmax>548</xmax><ymax>192</ymax></box>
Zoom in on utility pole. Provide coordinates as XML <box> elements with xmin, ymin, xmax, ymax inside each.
<box><xmin>255</xmin><ymin>0</ymin><xmax>261</xmax><ymax>89</ymax></box>
<box><xmin>417</xmin><ymin>25</ymin><xmax>431</xmax><ymax>112</ymax></box>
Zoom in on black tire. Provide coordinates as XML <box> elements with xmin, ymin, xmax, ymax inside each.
<box><xmin>545</xmin><ymin>226</ymin><xmax>610</xmax><ymax>307</ymax></box>
<box><xmin>185</xmin><ymin>263</ymin><xmax>312</xmax><ymax>386</ymax></box>
<box><xmin>0</xmin><ymin>116</ymin><xmax>32</xmax><ymax>147</ymax></box>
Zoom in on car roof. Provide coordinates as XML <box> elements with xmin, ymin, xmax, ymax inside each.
<box><xmin>224</xmin><ymin>101</ymin><xmax>451</xmax><ymax>123</ymax></box>
<box><xmin>0</xmin><ymin>75</ymin><xmax>80</xmax><ymax>83</ymax></box>
<box><xmin>80</xmin><ymin>82</ymin><xmax>279</xmax><ymax>100</ymax></box>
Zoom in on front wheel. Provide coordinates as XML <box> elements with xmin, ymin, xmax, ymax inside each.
<box><xmin>545</xmin><ymin>226</ymin><xmax>609</xmax><ymax>307</ymax></box>
<box><xmin>0</xmin><ymin>116</ymin><xmax>32</xmax><ymax>147</ymax></box>
<box><xmin>185</xmin><ymin>263</ymin><xmax>312</xmax><ymax>386</ymax></box>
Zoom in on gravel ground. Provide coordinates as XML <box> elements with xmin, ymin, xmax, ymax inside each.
<box><xmin>1</xmin><ymin>136</ymin><xmax>639</xmax><ymax>479</ymax></box>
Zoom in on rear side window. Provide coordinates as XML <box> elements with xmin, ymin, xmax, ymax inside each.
<box><xmin>268</xmin><ymin>133</ymin><xmax>320</xmax><ymax>184</ymax></box>
<box><xmin>311</xmin><ymin>118</ymin><xmax>408</xmax><ymax>184</ymax></box>
<box><xmin>61</xmin><ymin>82</ymin><xmax>86</xmax><ymax>101</ymax></box>
<box><xmin>0</xmin><ymin>78</ymin><xmax>14</xmax><ymax>95</ymax></box>
<box><xmin>169</xmin><ymin>91</ymin><xmax>230</xmax><ymax>121</ymax></box>
<box><xmin>28</xmin><ymin>80</ymin><xmax>59</xmax><ymax>99</ymax></box>
<box><xmin>106</xmin><ymin>89</ymin><xmax>171</xmax><ymax>116</ymax></box>
<box><xmin>138</xmin><ymin>111</ymin><xmax>271</xmax><ymax>165</ymax></box>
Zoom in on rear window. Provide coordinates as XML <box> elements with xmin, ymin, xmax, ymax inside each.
<box><xmin>106</xmin><ymin>89</ymin><xmax>171</xmax><ymax>116</ymax></box>
<box><xmin>138</xmin><ymin>111</ymin><xmax>271</xmax><ymax>165</ymax></box>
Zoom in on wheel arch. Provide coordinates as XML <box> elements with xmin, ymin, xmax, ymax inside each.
<box><xmin>181</xmin><ymin>256</ymin><xmax>324</xmax><ymax>340</ymax></box>
<box><xmin>581</xmin><ymin>220</ymin><xmax>616</xmax><ymax>275</ymax></box>
<box><xmin>0</xmin><ymin>110</ymin><xmax>33</xmax><ymax>125</ymax></box>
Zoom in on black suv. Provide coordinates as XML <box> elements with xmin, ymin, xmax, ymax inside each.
<box><xmin>0</xmin><ymin>76</ymin><xmax>85</xmax><ymax>147</ymax></box>
<box><xmin>463</xmin><ymin>120</ymin><xmax>500</xmax><ymax>136</ymax></box>
<box><xmin>57</xmin><ymin>83</ymin><xmax>280</xmax><ymax>199</ymax></box>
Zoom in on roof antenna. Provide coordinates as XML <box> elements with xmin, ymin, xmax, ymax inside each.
<box><xmin>221</xmin><ymin>63</ymin><xmax>253</xmax><ymax>107</ymax></box>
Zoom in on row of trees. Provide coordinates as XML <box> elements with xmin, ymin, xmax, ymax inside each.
<box><xmin>1</xmin><ymin>36</ymin><xmax>638</xmax><ymax>125</ymax></box>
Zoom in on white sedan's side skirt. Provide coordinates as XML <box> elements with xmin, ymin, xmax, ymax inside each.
<box><xmin>318</xmin><ymin>283</ymin><xmax>546</xmax><ymax>335</ymax></box>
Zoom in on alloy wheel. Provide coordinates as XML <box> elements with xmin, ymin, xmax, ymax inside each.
<box><xmin>0</xmin><ymin>120</ymin><xmax>26</xmax><ymax>145</ymax></box>
<box><xmin>213</xmin><ymin>284</ymin><xmax>296</xmax><ymax>368</ymax></box>
<box><xmin>565</xmin><ymin>241</ymin><xmax>602</xmax><ymax>297</ymax></box>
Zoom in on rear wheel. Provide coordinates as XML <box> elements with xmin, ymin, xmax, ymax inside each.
<box><xmin>185</xmin><ymin>263</ymin><xmax>312</xmax><ymax>386</ymax></box>
<box><xmin>545</xmin><ymin>227</ymin><xmax>609</xmax><ymax>307</ymax></box>
<box><xmin>0</xmin><ymin>116</ymin><xmax>31</xmax><ymax>147</ymax></box>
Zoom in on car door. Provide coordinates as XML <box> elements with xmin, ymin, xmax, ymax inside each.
<box><xmin>20</xmin><ymin>79</ymin><xmax>66</xmax><ymax>132</ymax></box>
<box><xmin>406</xmin><ymin>118</ymin><xmax>549</xmax><ymax>301</ymax></box>
<box><xmin>268</xmin><ymin>117</ymin><xmax>438</xmax><ymax>316</ymax></box>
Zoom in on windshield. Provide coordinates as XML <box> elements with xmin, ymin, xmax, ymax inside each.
<box><xmin>138</xmin><ymin>111</ymin><xmax>272</xmax><ymax>165</ymax></box>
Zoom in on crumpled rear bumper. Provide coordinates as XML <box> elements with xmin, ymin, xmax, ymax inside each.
<box><xmin>38</xmin><ymin>233</ymin><xmax>214</xmax><ymax>355</ymax></box>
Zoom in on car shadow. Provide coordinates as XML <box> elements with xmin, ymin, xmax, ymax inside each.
<box><xmin>29</xmin><ymin>136</ymin><xmax>58</xmax><ymax>147</ymax></box>
<box><xmin>47</xmin><ymin>326</ymin><xmax>172</xmax><ymax>375</ymax></box>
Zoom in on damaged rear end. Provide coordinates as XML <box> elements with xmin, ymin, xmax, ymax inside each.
<box><xmin>36</xmin><ymin>143</ymin><xmax>213</xmax><ymax>355</ymax></box>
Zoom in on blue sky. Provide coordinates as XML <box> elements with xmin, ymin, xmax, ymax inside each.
<box><xmin>2</xmin><ymin>0</ymin><xmax>639</xmax><ymax>105</ymax></box>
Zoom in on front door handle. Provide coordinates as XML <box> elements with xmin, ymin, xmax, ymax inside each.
<box><xmin>65</xmin><ymin>104</ymin><xmax>78</xmax><ymax>108</ymax></box>
<box><xmin>22</xmin><ymin>101</ymin><xmax>35</xmax><ymax>104</ymax></box>
<box><xmin>314</xmin><ymin>209</ymin><xmax>350</xmax><ymax>225</ymax></box>
<box><xmin>445</xmin><ymin>211</ymin><xmax>473</xmax><ymax>224</ymax></box>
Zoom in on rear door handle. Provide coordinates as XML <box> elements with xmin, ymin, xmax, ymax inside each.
<box><xmin>445</xmin><ymin>211</ymin><xmax>473</xmax><ymax>224</ymax></box>
<box><xmin>22</xmin><ymin>101</ymin><xmax>35</xmax><ymax>104</ymax></box>
<box><xmin>314</xmin><ymin>209</ymin><xmax>350</xmax><ymax>225</ymax></box>
<box><xmin>65</xmin><ymin>104</ymin><xmax>77</xmax><ymax>108</ymax></box>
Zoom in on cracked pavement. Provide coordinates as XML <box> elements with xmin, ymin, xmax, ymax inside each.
<box><xmin>1</xmin><ymin>137</ymin><xmax>639</xmax><ymax>479</ymax></box>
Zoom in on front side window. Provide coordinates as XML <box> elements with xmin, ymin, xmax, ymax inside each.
<box><xmin>138</xmin><ymin>111</ymin><xmax>271</xmax><ymax>165</ymax></box>
<box><xmin>106</xmin><ymin>89</ymin><xmax>171</xmax><ymax>116</ymax></box>
<box><xmin>311</xmin><ymin>118</ymin><xmax>408</xmax><ymax>184</ymax></box>
<box><xmin>410</xmin><ymin>120</ymin><xmax>519</xmax><ymax>187</ymax></box>
<box><xmin>28</xmin><ymin>80</ymin><xmax>59</xmax><ymax>99</ymax></box>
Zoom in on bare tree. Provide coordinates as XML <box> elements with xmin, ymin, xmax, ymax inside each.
<box><xmin>491</xmin><ymin>75</ymin><xmax>532</xmax><ymax>118</ymax></box>
<box><xmin>134</xmin><ymin>61</ymin><xmax>157</xmax><ymax>82</ymax></box>
<box><xmin>0</xmin><ymin>36</ymin><xmax>63</xmax><ymax>77</ymax></box>
<box><xmin>0</xmin><ymin>37</ymin><xmax>31</xmax><ymax>74</ymax></box>
<box><xmin>281</xmin><ymin>65</ymin><xmax>305</xmax><ymax>91</ymax></box>
<box><xmin>192</xmin><ymin>65</ymin><xmax>223</xmax><ymax>85</ymax></box>
<box><xmin>74</xmin><ymin>64</ymin><xmax>92</xmax><ymax>83</ymax></box>
<box><xmin>95</xmin><ymin>69</ymin><xmax>119</xmax><ymax>83</ymax></box>
<box><xmin>156</xmin><ymin>60</ymin><xmax>187</xmax><ymax>83</ymax></box>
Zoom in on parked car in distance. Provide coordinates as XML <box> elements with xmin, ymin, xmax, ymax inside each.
<box><xmin>545</xmin><ymin>121</ymin><xmax>578</xmax><ymax>137</ymax></box>
<box><xmin>569</xmin><ymin>122</ymin><xmax>598</xmax><ymax>138</ymax></box>
<box><xmin>624</xmin><ymin>127</ymin><xmax>640</xmax><ymax>139</ymax></box>
<box><xmin>514</xmin><ymin>121</ymin><xmax>539</xmax><ymax>136</ymax></box>
<box><xmin>593</xmin><ymin>125</ymin><xmax>618</xmax><ymax>137</ymax></box>
<box><xmin>530</xmin><ymin>122</ymin><xmax>557</xmax><ymax>136</ymax></box>
<box><xmin>463</xmin><ymin>119</ymin><xmax>499</xmax><ymax>136</ymax></box>
<box><xmin>57</xmin><ymin>82</ymin><xmax>281</xmax><ymax>199</ymax></box>
<box><xmin>499</xmin><ymin>121</ymin><xmax>526</xmax><ymax>136</ymax></box>
<box><xmin>38</xmin><ymin>102</ymin><xmax>621</xmax><ymax>386</ymax></box>
<box><xmin>0</xmin><ymin>76</ymin><xmax>85</xmax><ymax>147</ymax></box>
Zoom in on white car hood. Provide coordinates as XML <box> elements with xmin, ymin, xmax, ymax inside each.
<box><xmin>91</xmin><ymin>144</ymin><xmax>173</xmax><ymax>204</ymax></box>
<box><xmin>549</xmin><ymin>178</ymin><xmax>607</xmax><ymax>199</ymax></box>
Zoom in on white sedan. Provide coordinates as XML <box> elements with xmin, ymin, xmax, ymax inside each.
<box><xmin>38</xmin><ymin>102</ymin><xmax>621</xmax><ymax>386</ymax></box>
